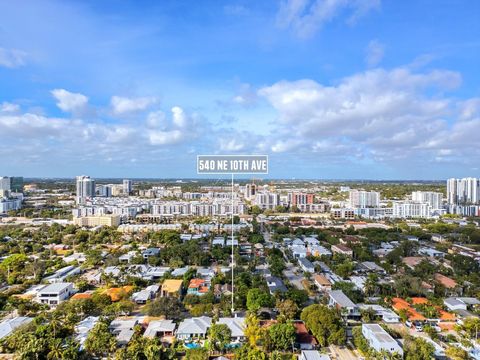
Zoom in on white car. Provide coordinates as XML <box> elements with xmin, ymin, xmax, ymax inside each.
<box><xmin>405</xmin><ymin>320</ymin><xmax>412</xmax><ymax>328</ymax></box>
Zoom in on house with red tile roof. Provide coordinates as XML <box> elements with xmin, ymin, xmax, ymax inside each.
<box><xmin>187</xmin><ymin>278</ymin><xmax>210</xmax><ymax>296</ymax></box>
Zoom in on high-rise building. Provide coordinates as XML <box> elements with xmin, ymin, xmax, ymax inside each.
<box><xmin>10</xmin><ymin>177</ymin><xmax>24</xmax><ymax>193</ymax></box>
<box><xmin>97</xmin><ymin>185</ymin><xmax>112</xmax><ymax>197</ymax></box>
<box><xmin>411</xmin><ymin>191</ymin><xmax>443</xmax><ymax>210</ymax></box>
<box><xmin>349</xmin><ymin>190</ymin><xmax>380</xmax><ymax>208</ymax></box>
<box><xmin>245</xmin><ymin>183</ymin><xmax>256</xmax><ymax>199</ymax></box>
<box><xmin>123</xmin><ymin>179</ymin><xmax>132</xmax><ymax>195</ymax></box>
<box><xmin>76</xmin><ymin>176</ymin><xmax>96</xmax><ymax>203</ymax></box>
<box><xmin>0</xmin><ymin>177</ymin><xmax>11</xmax><ymax>192</ymax></box>
<box><xmin>447</xmin><ymin>178</ymin><xmax>480</xmax><ymax>205</ymax></box>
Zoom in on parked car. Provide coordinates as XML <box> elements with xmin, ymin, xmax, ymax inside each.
<box><xmin>413</xmin><ymin>321</ymin><xmax>423</xmax><ymax>332</ymax></box>
<box><xmin>426</xmin><ymin>321</ymin><xmax>441</xmax><ymax>332</ymax></box>
<box><xmin>405</xmin><ymin>320</ymin><xmax>412</xmax><ymax>328</ymax></box>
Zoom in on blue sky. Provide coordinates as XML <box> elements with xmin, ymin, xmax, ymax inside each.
<box><xmin>0</xmin><ymin>0</ymin><xmax>479</xmax><ymax>179</ymax></box>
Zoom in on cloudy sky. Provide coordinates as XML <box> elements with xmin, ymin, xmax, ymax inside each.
<box><xmin>1</xmin><ymin>0</ymin><xmax>479</xmax><ymax>179</ymax></box>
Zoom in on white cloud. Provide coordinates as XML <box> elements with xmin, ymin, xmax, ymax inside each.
<box><xmin>365</xmin><ymin>39</ymin><xmax>385</xmax><ymax>67</ymax></box>
<box><xmin>0</xmin><ymin>102</ymin><xmax>20</xmax><ymax>113</ymax></box>
<box><xmin>258</xmin><ymin>66</ymin><xmax>479</xmax><ymax>164</ymax></box>
<box><xmin>111</xmin><ymin>96</ymin><xmax>157</xmax><ymax>115</ymax></box>
<box><xmin>51</xmin><ymin>89</ymin><xmax>89</xmax><ymax>114</ymax></box>
<box><xmin>277</xmin><ymin>0</ymin><xmax>380</xmax><ymax>38</ymax></box>
<box><xmin>0</xmin><ymin>47</ymin><xmax>27</xmax><ymax>68</ymax></box>
<box><xmin>148</xmin><ymin>130</ymin><xmax>183</xmax><ymax>145</ymax></box>
<box><xmin>146</xmin><ymin>110</ymin><xmax>166</xmax><ymax>128</ymax></box>
<box><xmin>219</xmin><ymin>138</ymin><xmax>246</xmax><ymax>152</ymax></box>
<box><xmin>171</xmin><ymin>106</ymin><xmax>188</xmax><ymax>128</ymax></box>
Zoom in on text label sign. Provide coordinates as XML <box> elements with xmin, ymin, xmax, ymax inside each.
<box><xmin>197</xmin><ymin>155</ymin><xmax>268</xmax><ymax>174</ymax></box>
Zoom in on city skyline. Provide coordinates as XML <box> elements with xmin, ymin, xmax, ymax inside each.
<box><xmin>1</xmin><ymin>1</ymin><xmax>480</xmax><ymax>179</ymax></box>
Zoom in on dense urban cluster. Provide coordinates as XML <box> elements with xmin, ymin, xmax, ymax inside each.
<box><xmin>0</xmin><ymin>176</ymin><xmax>480</xmax><ymax>359</ymax></box>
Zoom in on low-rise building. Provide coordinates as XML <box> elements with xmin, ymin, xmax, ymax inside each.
<box><xmin>35</xmin><ymin>282</ymin><xmax>74</xmax><ymax>307</ymax></box>
<box><xmin>361</xmin><ymin>324</ymin><xmax>403</xmax><ymax>356</ymax></box>
<box><xmin>73</xmin><ymin>215</ymin><xmax>121</xmax><ymax>227</ymax></box>
<box><xmin>176</xmin><ymin>316</ymin><xmax>212</xmax><ymax>340</ymax></box>
<box><xmin>331</xmin><ymin>244</ymin><xmax>353</xmax><ymax>257</ymax></box>
<box><xmin>298</xmin><ymin>350</ymin><xmax>331</xmax><ymax>360</ymax></box>
<box><xmin>0</xmin><ymin>317</ymin><xmax>33</xmax><ymax>340</ymax></box>
<box><xmin>161</xmin><ymin>279</ymin><xmax>183</xmax><ymax>297</ymax></box>
<box><xmin>298</xmin><ymin>258</ymin><xmax>315</xmax><ymax>273</ymax></box>
<box><xmin>187</xmin><ymin>279</ymin><xmax>210</xmax><ymax>296</ymax></box>
<box><xmin>313</xmin><ymin>274</ymin><xmax>332</xmax><ymax>292</ymax></box>
<box><xmin>328</xmin><ymin>290</ymin><xmax>359</xmax><ymax>317</ymax></box>
<box><xmin>217</xmin><ymin>317</ymin><xmax>246</xmax><ymax>342</ymax></box>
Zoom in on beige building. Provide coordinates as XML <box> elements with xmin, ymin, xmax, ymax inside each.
<box><xmin>74</xmin><ymin>215</ymin><xmax>121</xmax><ymax>227</ymax></box>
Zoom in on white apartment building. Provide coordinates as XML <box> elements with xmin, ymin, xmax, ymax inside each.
<box><xmin>411</xmin><ymin>191</ymin><xmax>443</xmax><ymax>210</ymax></box>
<box><xmin>151</xmin><ymin>200</ymin><xmax>246</xmax><ymax>217</ymax></box>
<box><xmin>0</xmin><ymin>197</ymin><xmax>22</xmax><ymax>214</ymax></box>
<box><xmin>447</xmin><ymin>177</ymin><xmax>480</xmax><ymax>205</ymax></box>
<box><xmin>76</xmin><ymin>176</ymin><xmax>96</xmax><ymax>203</ymax></box>
<box><xmin>349</xmin><ymin>190</ymin><xmax>380</xmax><ymax>208</ymax></box>
<box><xmin>392</xmin><ymin>201</ymin><xmax>432</xmax><ymax>218</ymax></box>
<box><xmin>254</xmin><ymin>191</ymin><xmax>280</xmax><ymax>210</ymax></box>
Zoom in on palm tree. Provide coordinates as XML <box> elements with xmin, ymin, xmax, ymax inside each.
<box><xmin>47</xmin><ymin>338</ymin><xmax>63</xmax><ymax>360</ymax></box>
<box><xmin>144</xmin><ymin>339</ymin><xmax>163</xmax><ymax>360</ymax></box>
<box><xmin>49</xmin><ymin>312</ymin><xmax>63</xmax><ymax>338</ymax></box>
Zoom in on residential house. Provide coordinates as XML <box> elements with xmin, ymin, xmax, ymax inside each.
<box><xmin>217</xmin><ymin>317</ymin><xmax>246</xmax><ymax>342</ymax></box>
<box><xmin>298</xmin><ymin>258</ymin><xmax>315</xmax><ymax>273</ymax></box>
<box><xmin>292</xmin><ymin>245</ymin><xmax>308</xmax><ymax>259</ymax></box>
<box><xmin>358</xmin><ymin>261</ymin><xmax>386</xmax><ymax>274</ymax></box>
<box><xmin>350</xmin><ymin>276</ymin><xmax>367</xmax><ymax>292</ymax></box>
<box><xmin>0</xmin><ymin>317</ymin><xmax>33</xmax><ymax>340</ymax></box>
<box><xmin>358</xmin><ymin>304</ymin><xmax>400</xmax><ymax>323</ymax></box>
<box><xmin>362</xmin><ymin>324</ymin><xmax>403</xmax><ymax>356</ymax></box>
<box><xmin>35</xmin><ymin>282</ymin><xmax>74</xmax><ymax>307</ymax></box>
<box><xmin>266</xmin><ymin>276</ymin><xmax>287</xmax><ymax>295</ymax></box>
<box><xmin>119</xmin><ymin>251</ymin><xmax>137</xmax><ymax>263</ymax></box>
<box><xmin>171</xmin><ymin>266</ymin><xmax>189</xmax><ymax>277</ymax></box>
<box><xmin>142</xmin><ymin>247</ymin><xmax>160</xmax><ymax>259</ymax></box>
<box><xmin>176</xmin><ymin>316</ymin><xmax>212</xmax><ymax>340</ymax></box>
<box><xmin>331</xmin><ymin>244</ymin><xmax>353</xmax><ymax>257</ymax></box>
<box><xmin>313</xmin><ymin>274</ymin><xmax>332</xmax><ymax>292</ymax></box>
<box><xmin>435</xmin><ymin>273</ymin><xmax>460</xmax><ymax>295</ymax></box>
<box><xmin>308</xmin><ymin>245</ymin><xmax>332</xmax><ymax>257</ymax></box>
<box><xmin>419</xmin><ymin>247</ymin><xmax>445</xmax><ymax>258</ymax></box>
<box><xmin>43</xmin><ymin>265</ymin><xmax>81</xmax><ymax>284</ymax></box>
<box><xmin>294</xmin><ymin>321</ymin><xmax>318</xmax><ymax>350</ymax></box>
<box><xmin>196</xmin><ymin>267</ymin><xmax>215</xmax><ymax>280</ymax></box>
<box><xmin>444</xmin><ymin>297</ymin><xmax>480</xmax><ymax>311</ymax></box>
<box><xmin>75</xmin><ymin>316</ymin><xmax>99</xmax><ymax>350</ymax></box>
<box><xmin>109</xmin><ymin>318</ymin><xmax>139</xmax><ymax>346</ymax></box>
<box><xmin>161</xmin><ymin>279</ymin><xmax>183</xmax><ymax>297</ymax></box>
<box><xmin>187</xmin><ymin>278</ymin><xmax>210</xmax><ymax>296</ymax></box>
<box><xmin>131</xmin><ymin>285</ymin><xmax>159</xmax><ymax>304</ymax></box>
<box><xmin>214</xmin><ymin>283</ymin><xmax>233</xmax><ymax>299</ymax></box>
<box><xmin>212</xmin><ymin>237</ymin><xmax>225</xmax><ymax>246</ymax></box>
<box><xmin>328</xmin><ymin>290</ymin><xmax>359</xmax><ymax>318</ymax></box>
<box><xmin>144</xmin><ymin>319</ymin><xmax>176</xmax><ymax>341</ymax></box>
<box><xmin>298</xmin><ymin>350</ymin><xmax>331</xmax><ymax>360</ymax></box>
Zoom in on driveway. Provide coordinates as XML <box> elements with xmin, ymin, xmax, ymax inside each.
<box><xmin>329</xmin><ymin>345</ymin><xmax>360</xmax><ymax>360</ymax></box>
<box><xmin>283</xmin><ymin>263</ymin><xmax>305</xmax><ymax>290</ymax></box>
